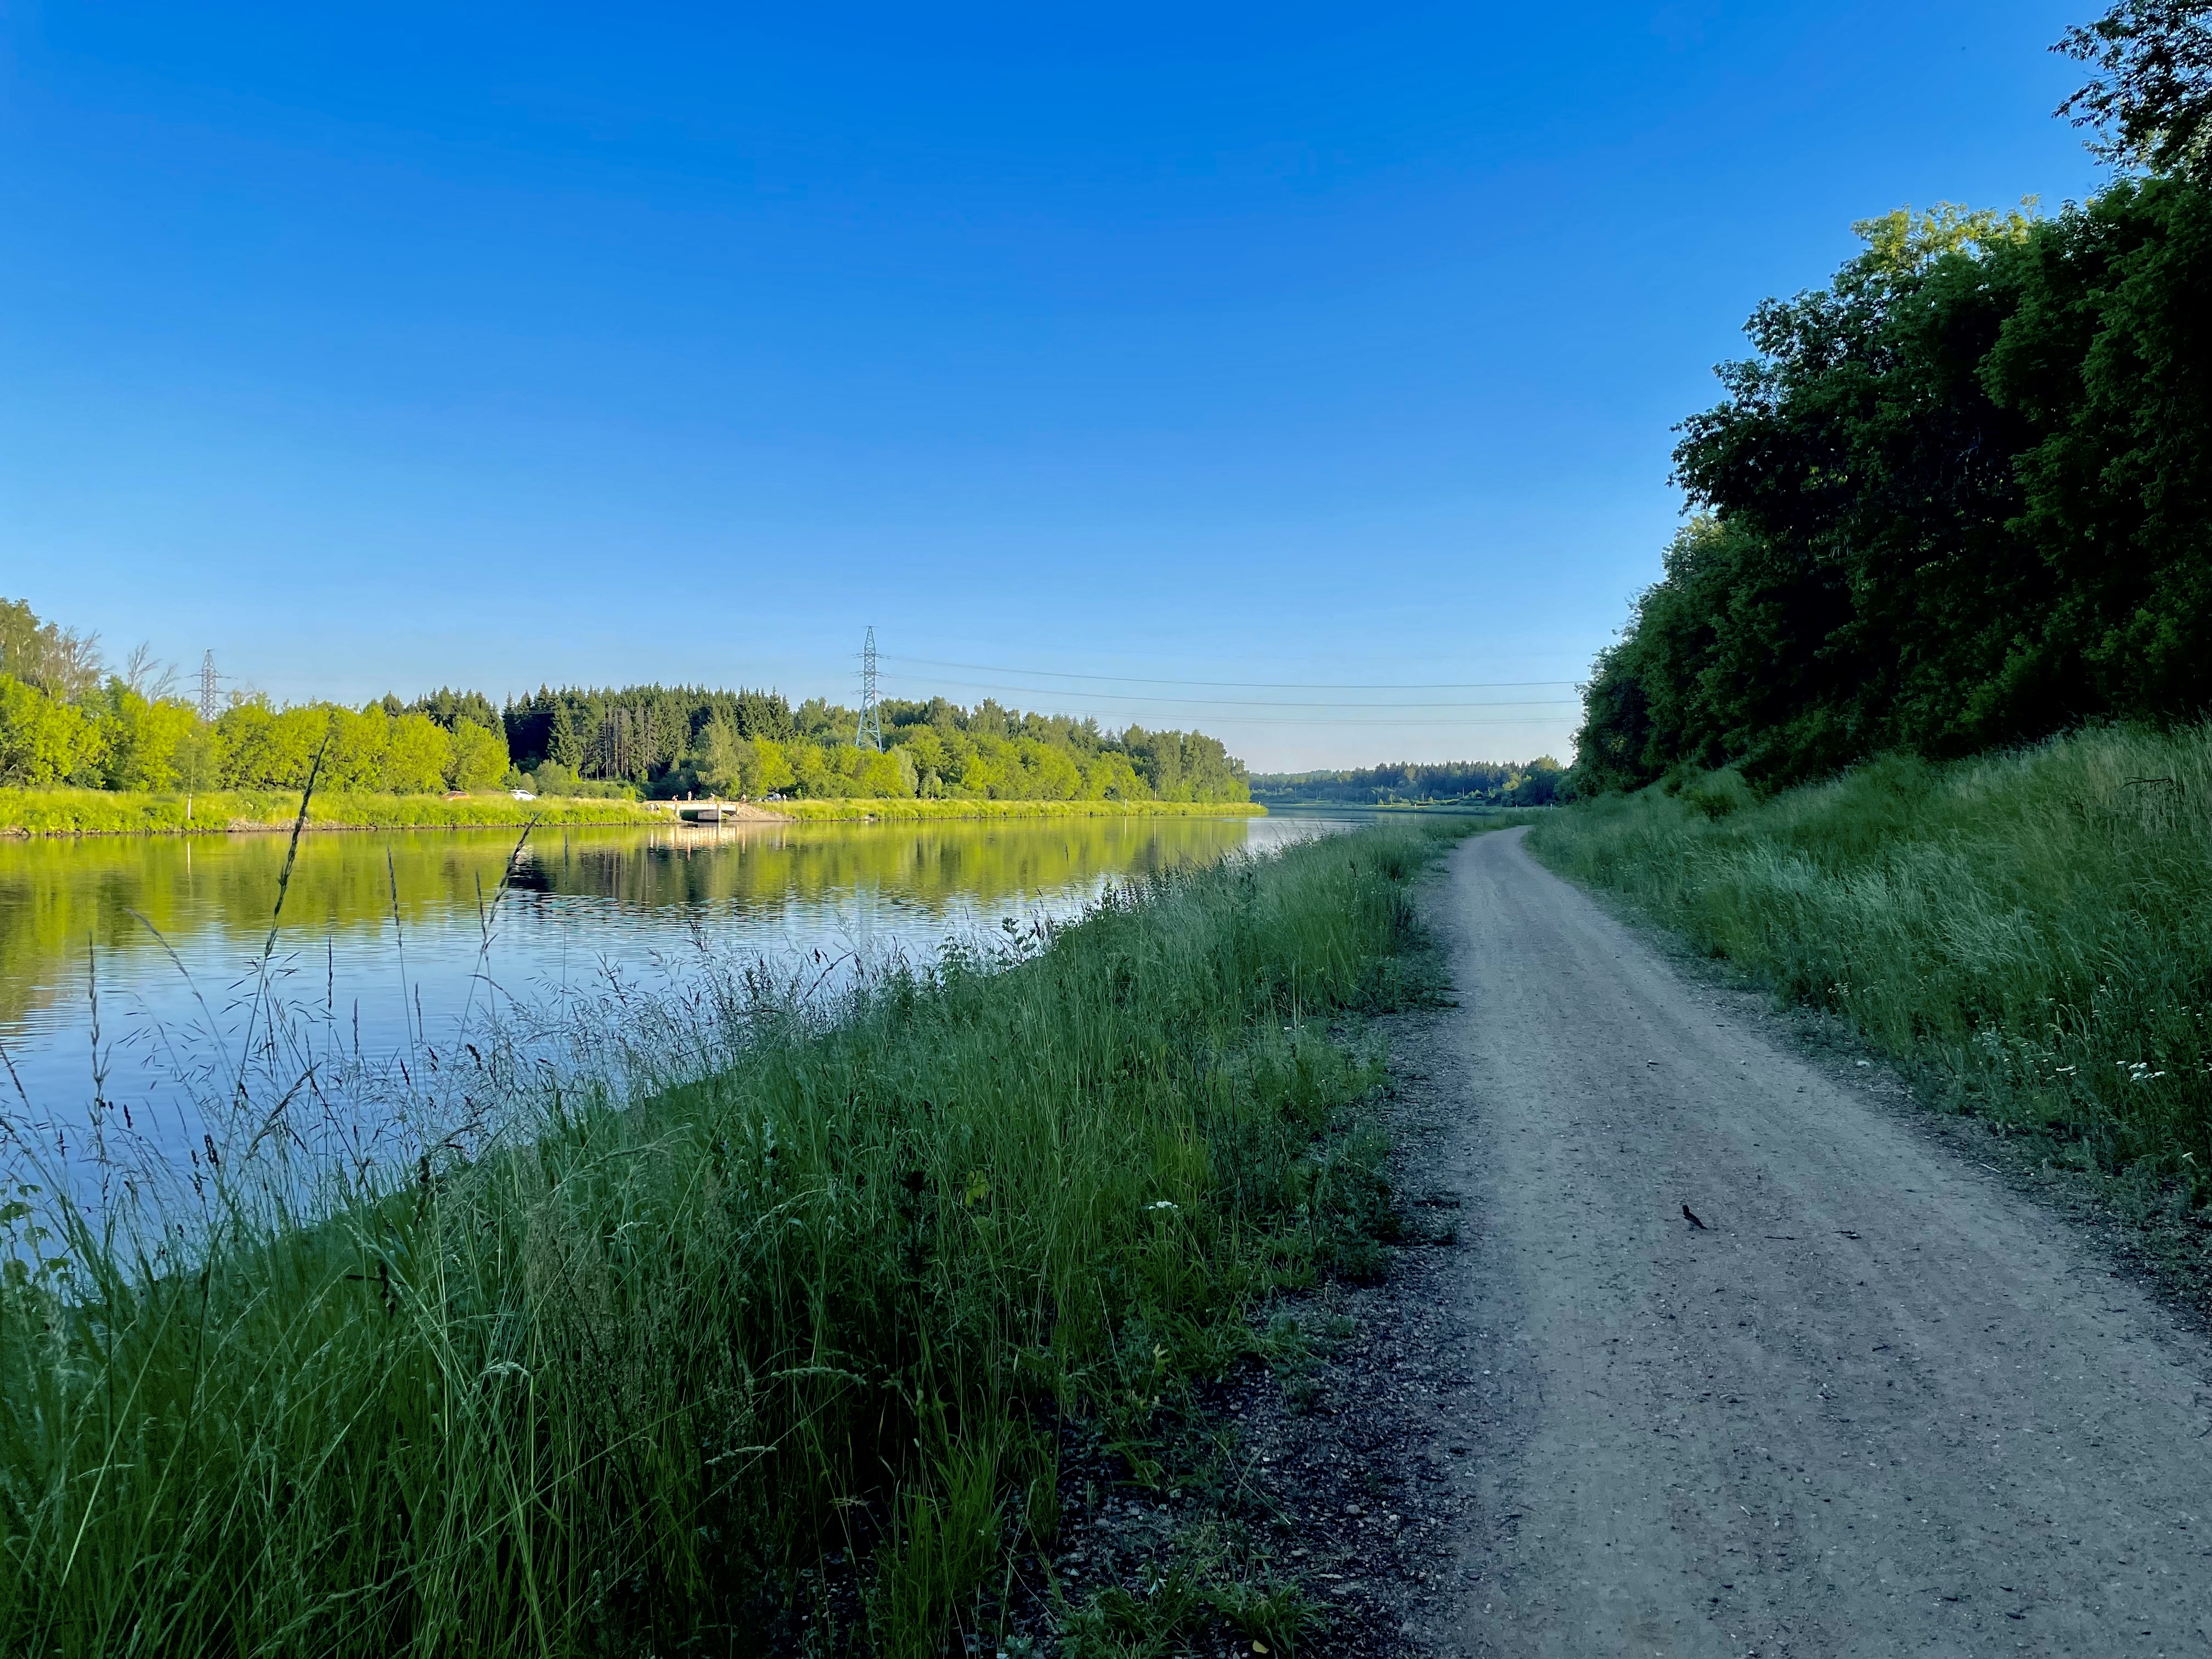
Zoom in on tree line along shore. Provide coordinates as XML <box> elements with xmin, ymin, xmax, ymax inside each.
<box><xmin>1250</xmin><ymin>757</ymin><xmax>1567</xmax><ymax>810</ymax></box>
<box><xmin>0</xmin><ymin>599</ymin><xmax>1252</xmax><ymax>816</ymax></box>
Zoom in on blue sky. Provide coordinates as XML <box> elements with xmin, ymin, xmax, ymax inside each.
<box><xmin>2</xmin><ymin>2</ymin><xmax>2106</xmax><ymax>769</ymax></box>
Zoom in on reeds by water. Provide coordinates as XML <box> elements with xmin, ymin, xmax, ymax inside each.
<box><xmin>0</xmin><ymin>819</ymin><xmax>1458</xmax><ymax>1656</ymax></box>
<box><xmin>0</xmin><ymin>791</ymin><xmax>1260</xmax><ymax>840</ymax></box>
<box><xmin>1530</xmin><ymin>727</ymin><xmax>2212</xmax><ymax>1199</ymax></box>
<box><xmin>0</xmin><ymin>786</ymin><xmax>662</xmax><ymax>837</ymax></box>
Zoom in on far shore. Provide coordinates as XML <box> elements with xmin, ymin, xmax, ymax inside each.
<box><xmin>0</xmin><ymin>788</ymin><xmax>1265</xmax><ymax>839</ymax></box>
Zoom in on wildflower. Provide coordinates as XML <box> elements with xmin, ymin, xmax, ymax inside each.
<box><xmin>1147</xmin><ymin>1200</ymin><xmax>1177</xmax><ymax>1211</ymax></box>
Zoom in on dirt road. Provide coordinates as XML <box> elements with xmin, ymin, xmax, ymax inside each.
<box><xmin>1425</xmin><ymin>828</ymin><xmax>2212</xmax><ymax>1657</ymax></box>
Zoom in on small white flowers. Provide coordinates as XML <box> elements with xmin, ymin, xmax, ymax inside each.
<box><xmin>1147</xmin><ymin>1200</ymin><xmax>1178</xmax><ymax>1211</ymax></box>
<box><xmin>2120</xmin><ymin>1060</ymin><xmax>2169</xmax><ymax>1083</ymax></box>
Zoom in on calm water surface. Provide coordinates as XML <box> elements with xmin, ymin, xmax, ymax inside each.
<box><xmin>0</xmin><ymin>813</ymin><xmax>1339</xmax><ymax>1182</ymax></box>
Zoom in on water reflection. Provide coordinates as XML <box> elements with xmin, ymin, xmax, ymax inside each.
<box><xmin>0</xmin><ymin>815</ymin><xmax>1334</xmax><ymax>1157</ymax></box>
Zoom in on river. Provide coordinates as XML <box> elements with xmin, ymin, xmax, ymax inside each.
<box><xmin>0</xmin><ymin>812</ymin><xmax>1340</xmax><ymax>1204</ymax></box>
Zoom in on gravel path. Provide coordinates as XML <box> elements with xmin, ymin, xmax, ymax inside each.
<box><xmin>1424</xmin><ymin>827</ymin><xmax>2212</xmax><ymax>1657</ymax></box>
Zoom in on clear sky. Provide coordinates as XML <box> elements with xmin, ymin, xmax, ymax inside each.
<box><xmin>2</xmin><ymin>2</ymin><xmax>2108</xmax><ymax>770</ymax></box>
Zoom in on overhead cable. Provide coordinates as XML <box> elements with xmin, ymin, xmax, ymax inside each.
<box><xmin>875</xmin><ymin>672</ymin><xmax>1578</xmax><ymax>712</ymax></box>
<box><xmin>879</xmin><ymin>653</ymin><xmax>1577</xmax><ymax>692</ymax></box>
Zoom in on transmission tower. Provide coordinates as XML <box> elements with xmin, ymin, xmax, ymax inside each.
<box><xmin>197</xmin><ymin>651</ymin><xmax>222</xmax><ymax>721</ymax></box>
<box><xmin>854</xmin><ymin>626</ymin><xmax>883</xmax><ymax>752</ymax></box>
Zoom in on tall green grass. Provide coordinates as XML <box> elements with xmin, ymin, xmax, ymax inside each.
<box><xmin>0</xmin><ymin>787</ymin><xmax>661</xmax><ymax>836</ymax></box>
<box><xmin>0</xmin><ymin>789</ymin><xmax>1259</xmax><ymax>837</ymax></box>
<box><xmin>0</xmin><ymin>820</ymin><xmax>1459</xmax><ymax>1657</ymax></box>
<box><xmin>774</xmin><ymin>799</ymin><xmax>1265</xmax><ymax>822</ymax></box>
<box><xmin>1530</xmin><ymin>727</ymin><xmax>2212</xmax><ymax>1196</ymax></box>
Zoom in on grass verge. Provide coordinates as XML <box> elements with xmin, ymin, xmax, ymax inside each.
<box><xmin>0</xmin><ymin>787</ymin><xmax>661</xmax><ymax>836</ymax></box>
<box><xmin>0</xmin><ymin>790</ymin><xmax>1260</xmax><ymax>836</ymax></box>
<box><xmin>1528</xmin><ymin>726</ymin><xmax>2212</xmax><ymax>1210</ymax></box>
<box><xmin>772</xmin><ymin>799</ymin><xmax>1263</xmax><ymax>823</ymax></box>
<box><xmin>1</xmin><ymin>817</ymin><xmax>1466</xmax><ymax>1657</ymax></box>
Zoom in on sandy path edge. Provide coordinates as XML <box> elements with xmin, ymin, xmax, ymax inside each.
<box><xmin>1422</xmin><ymin>827</ymin><xmax>2212</xmax><ymax>1658</ymax></box>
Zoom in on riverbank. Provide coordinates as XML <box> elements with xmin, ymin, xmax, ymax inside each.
<box><xmin>0</xmin><ymin>786</ymin><xmax>663</xmax><ymax>836</ymax></box>
<box><xmin>3</xmin><ymin>817</ymin><xmax>1464</xmax><ymax>1658</ymax></box>
<box><xmin>774</xmin><ymin>796</ymin><xmax>1262</xmax><ymax>823</ymax></box>
<box><xmin>0</xmin><ymin>787</ymin><xmax>1261</xmax><ymax>837</ymax></box>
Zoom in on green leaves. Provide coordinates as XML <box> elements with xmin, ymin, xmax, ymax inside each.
<box><xmin>1581</xmin><ymin>175</ymin><xmax>2212</xmax><ymax>793</ymax></box>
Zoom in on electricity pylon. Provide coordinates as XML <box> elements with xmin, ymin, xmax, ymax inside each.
<box><xmin>855</xmin><ymin>626</ymin><xmax>883</xmax><ymax>752</ymax></box>
<box><xmin>198</xmin><ymin>651</ymin><xmax>222</xmax><ymax>721</ymax></box>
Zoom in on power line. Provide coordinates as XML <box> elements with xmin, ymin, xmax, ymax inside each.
<box><xmin>879</xmin><ymin>652</ymin><xmax>1577</xmax><ymax>692</ymax></box>
<box><xmin>874</xmin><ymin>672</ymin><xmax>1579</xmax><ymax>711</ymax></box>
<box><xmin>1020</xmin><ymin>715</ymin><xmax>1576</xmax><ymax>727</ymax></box>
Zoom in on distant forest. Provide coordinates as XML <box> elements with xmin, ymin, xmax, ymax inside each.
<box><xmin>498</xmin><ymin>684</ymin><xmax>1249</xmax><ymax>804</ymax></box>
<box><xmin>0</xmin><ymin>600</ymin><xmax>1249</xmax><ymax>804</ymax></box>
<box><xmin>1576</xmin><ymin>8</ymin><xmax>2212</xmax><ymax>791</ymax></box>
<box><xmin>1251</xmin><ymin>759</ymin><xmax>1563</xmax><ymax>808</ymax></box>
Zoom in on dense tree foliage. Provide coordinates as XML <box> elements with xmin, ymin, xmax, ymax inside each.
<box><xmin>1575</xmin><ymin>172</ymin><xmax>2212</xmax><ymax>792</ymax></box>
<box><xmin>2059</xmin><ymin>0</ymin><xmax>2212</xmax><ymax>179</ymax></box>
<box><xmin>0</xmin><ymin>602</ymin><xmax>1251</xmax><ymax>804</ymax></box>
<box><xmin>497</xmin><ymin>684</ymin><xmax>1249</xmax><ymax>803</ymax></box>
<box><xmin>0</xmin><ymin>599</ymin><xmax>103</xmax><ymax>702</ymax></box>
<box><xmin>1250</xmin><ymin>758</ymin><xmax>1564</xmax><ymax>808</ymax></box>
<box><xmin>0</xmin><ymin>673</ymin><xmax>511</xmax><ymax>794</ymax></box>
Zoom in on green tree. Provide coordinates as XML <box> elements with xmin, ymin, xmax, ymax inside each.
<box><xmin>546</xmin><ymin>699</ymin><xmax>583</xmax><ymax>771</ymax></box>
<box><xmin>319</xmin><ymin>707</ymin><xmax>390</xmax><ymax>791</ymax></box>
<box><xmin>217</xmin><ymin>703</ymin><xmax>334</xmax><ymax>789</ymax></box>
<box><xmin>0</xmin><ymin>675</ymin><xmax>97</xmax><ymax>786</ymax></box>
<box><xmin>1577</xmin><ymin>178</ymin><xmax>2212</xmax><ymax>791</ymax></box>
<box><xmin>381</xmin><ymin>712</ymin><xmax>453</xmax><ymax>793</ymax></box>
<box><xmin>409</xmin><ymin>687</ymin><xmax>503</xmax><ymax>732</ymax></box>
<box><xmin>2058</xmin><ymin>0</ymin><xmax>2212</xmax><ymax>180</ymax></box>
<box><xmin>93</xmin><ymin>682</ymin><xmax>200</xmax><ymax>791</ymax></box>
<box><xmin>444</xmin><ymin>719</ymin><xmax>509</xmax><ymax>789</ymax></box>
<box><xmin>0</xmin><ymin>598</ymin><xmax>103</xmax><ymax>701</ymax></box>
<box><xmin>749</xmin><ymin>737</ymin><xmax>797</xmax><ymax>796</ymax></box>
<box><xmin>690</xmin><ymin>718</ymin><xmax>749</xmax><ymax>796</ymax></box>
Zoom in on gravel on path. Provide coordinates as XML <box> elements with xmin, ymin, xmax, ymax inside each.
<box><xmin>1414</xmin><ymin>826</ymin><xmax>2212</xmax><ymax>1658</ymax></box>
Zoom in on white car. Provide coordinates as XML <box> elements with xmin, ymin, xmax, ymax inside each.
<box><xmin>511</xmin><ymin>789</ymin><xmax>536</xmax><ymax>800</ymax></box>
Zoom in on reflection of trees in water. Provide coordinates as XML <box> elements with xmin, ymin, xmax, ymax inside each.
<box><xmin>0</xmin><ymin>819</ymin><xmax>1256</xmax><ymax>1026</ymax></box>
<box><xmin>516</xmin><ymin>820</ymin><xmax>1250</xmax><ymax>913</ymax></box>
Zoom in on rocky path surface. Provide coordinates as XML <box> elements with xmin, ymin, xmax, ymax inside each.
<box><xmin>1408</xmin><ymin>827</ymin><xmax>2212</xmax><ymax>1658</ymax></box>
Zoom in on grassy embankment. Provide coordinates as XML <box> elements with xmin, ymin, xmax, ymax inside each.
<box><xmin>1529</xmin><ymin>725</ymin><xmax>2212</xmax><ymax>1204</ymax></box>
<box><xmin>1</xmin><ymin>819</ymin><xmax>1462</xmax><ymax>1657</ymax></box>
<box><xmin>0</xmin><ymin>788</ymin><xmax>1261</xmax><ymax>836</ymax></box>
<box><xmin>0</xmin><ymin>787</ymin><xmax>661</xmax><ymax>835</ymax></box>
<box><xmin>775</xmin><ymin>798</ymin><xmax>1263</xmax><ymax>823</ymax></box>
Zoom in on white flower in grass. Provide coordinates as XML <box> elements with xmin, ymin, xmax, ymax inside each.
<box><xmin>1147</xmin><ymin>1200</ymin><xmax>1178</xmax><ymax>1211</ymax></box>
